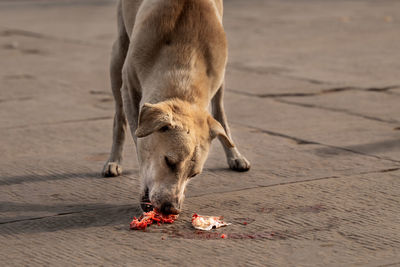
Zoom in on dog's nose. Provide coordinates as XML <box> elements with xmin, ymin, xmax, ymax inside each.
<box><xmin>159</xmin><ymin>202</ymin><xmax>180</xmax><ymax>215</ymax></box>
<box><xmin>141</xmin><ymin>202</ymin><xmax>153</xmax><ymax>212</ymax></box>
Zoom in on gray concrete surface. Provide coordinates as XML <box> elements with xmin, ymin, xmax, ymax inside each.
<box><xmin>1</xmin><ymin>0</ymin><xmax>400</xmax><ymax>266</ymax></box>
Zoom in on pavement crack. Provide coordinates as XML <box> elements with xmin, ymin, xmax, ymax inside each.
<box><xmin>0</xmin><ymin>210</ymin><xmax>88</xmax><ymax>225</ymax></box>
<box><xmin>322</xmin><ymin>85</ymin><xmax>400</xmax><ymax>94</ymax></box>
<box><xmin>2</xmin><ymin>167</ymin><xmax>399</xmax><ymax>226</ymax></box>
<box><xmin>228</xmin><ymin>89</ymin><xmax>318</xmax><ymax>98</ymax></box>
<box><xmin>228</xmin><ymin>63</ymin><xmax>331</xmax><ymax>85</ymax></box>
<box><xmin>1</xmin><ymin>116</ymin><xmax>113</xmax><ymax>130</ymax></box>
<box><xmin>233</xmin><ymin>122</ymin><xmax>400</xmax><ymax>164</ymax></box>
<box><xmin>249</xmin><ymin>127</ymin><xmax>318</xmax><ymax>145</ymax></box>
<box><xmin>190</xmin><ymin>167</ymin><xmax>400</xmax><ymax>199</ymax></box>
<box><xmin>365</xmin><ymin>85</ymin><xmax>400</xmax><ymax>92</ymax></box>
<box><xmin>0</xmin><ymin>97</ymin><xmax>33</xmax><ymax>103</ymax></box>
<box><xmin>0</xmin><ymin>205</ymin><xmax>132</xmax><ymax>225</ymax></box>
<box><xmin>0</xmin><ymin>215</ymin><xmax>57</xmax><ymax>225</ymax></box>
<box><xmin>275</xmin><ymin>98</ymin><xmax>399</xmax><ymax>124</ymax></box>
<box><xmin>226</xmin><ymin>86</ymin><xmax>357</xmax><ymax>99</ymax></box>
<box><xmin>0</xmin><ymin>27</ymin><xmax>107</xmax><ymax>48</ymax></box>
<box><xmin>321</xmin><ymin>86</ymin><xmax>358</xmax><ymax>93</ymax></box>
<box><xmin>378</xmin><ymin>262</ymin><xmax>400</xmax><ymax>267</ymax></box>
<box><xmin>378</xmin><ymin>167</ymin><xmax>400</xmax><ymax>173</ymax></box>
<box><xmin>228</xmin><ymin>84</ymin><xmax>400</xmax><ymax>100</ymax></box>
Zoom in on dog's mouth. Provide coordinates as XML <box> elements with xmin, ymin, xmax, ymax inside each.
<box><xmin>140</xmin><ymin>188</ymin><xmax>153</xmax><ymax>212</ymax></box>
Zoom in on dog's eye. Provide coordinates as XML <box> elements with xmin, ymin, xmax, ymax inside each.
<box><xmin>190</xmin><ymin>172</ymin><xmax>199</xmax><ymax>178</ymax></box>
<box><xmin>164</xmin><ymin>156</ymin><xmax>177</xmax><ymax>171</ymax></box>
<box><xmin>160</xmin><ymin>125</ymin><xmax>170</xmax><ymax>132</ymax></box>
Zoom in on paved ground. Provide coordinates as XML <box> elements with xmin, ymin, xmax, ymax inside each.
<box><xmin>1</xmin><ymin>0</ymin><xmax>400</xmax><ymax>266</ymax></box>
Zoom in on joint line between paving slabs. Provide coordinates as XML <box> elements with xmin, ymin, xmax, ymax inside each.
<box><xmin>191</xmin><ymin>167</ymin><xmax>400</xmax><ymax>199</ymax></box>
<box><xmin>274</xmin><ymin>98</ymin><xmax>399</xmax><ymax>124</ymax></box>
<box><xmin>227</xmin><ymin>84</ymin><xmax>399</xmax><ymax>98</ymax></box>
<box><xmin>227</xmin><ymin>86</ymin><xmax>400</xmax><ymax>125</ymax></box>
<box><xmin>227</xmin><ymin>86</ymin><xmax>363</xmax><ymax>98</ymax></box>
<box><xmin>0</xmin><ymin>205</ymin><xmax>133</xmax><ymax>226</ymax></box>
<box><xmin>1</xmin><ymin>116</ymin><xmax>113</xmax><ymax>130</ymax></box>
<box><xmin>233</xmin><ymin>122</ymin><xmax>400</xmax><ymax>164</ymax></box>
<box><xmin>378</xmin><ymin>262</ymin><xmax>400</xmax><ymax>267</ymax></box>
<box><xmin>1</xmin><ymin>167</ymin><xmax>399</xmax><ymax>226</ymax></box>
<box><xmin>228</xmin><ymin>63</ymin><xmax>331</xmax><ymax>85</ymax></box>
<box><xmin>0</xmin><ymin>27</ymin><xmax>108</xmax><ymax>48</ymax></box>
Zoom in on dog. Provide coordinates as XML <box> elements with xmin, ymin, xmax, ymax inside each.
<box><xmin>102</xmin><ymin>0</ymin><xmax>250</xmax><ymax>215</ymax></box>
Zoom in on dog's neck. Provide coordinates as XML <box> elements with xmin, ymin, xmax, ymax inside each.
<box><xmin>140</xmin><ymin>67</ymin><xmax>211</xmax><ymax>109</ymax></box>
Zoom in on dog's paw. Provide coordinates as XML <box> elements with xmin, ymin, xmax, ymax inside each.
<box><xmin>102</xmin><ymin>162</ymin><xmax>122</xmax><ymax>177</ymax></box>
<box><xmin>228</xmin><ymin>156</ymin><xmax>250</xmax><ymax>172</ymax></box>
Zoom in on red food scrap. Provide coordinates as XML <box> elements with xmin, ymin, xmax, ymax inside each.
<box><xmin>221</xmin><ymin>234</ymin><xmax>227</xmax><ymax>239</ymax></box>
<box><xmin>130</xmin><ymin>209</ymin><xmax>178</xmax><ymax>230</ymax></box>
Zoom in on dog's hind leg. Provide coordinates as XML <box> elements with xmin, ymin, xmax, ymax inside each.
<box><xmin>102</xmin><ymin>2</ymin><xmax>130</xmax><ymax>177</ymax></box>
<box><xmin>212</xmin><ymin>83</ymin><xmax>251</xmax><ymax>172</ymax></box>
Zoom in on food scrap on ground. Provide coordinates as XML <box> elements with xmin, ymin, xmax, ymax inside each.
<box><xmin>191</xmin><ymin>213</ymin><xmax>231</xmax><ymax>231</ymax></box>
<box><xmin>130</xmin><ymin>209</ymin><xmax>178</xmax><ymax>230</ymax></box>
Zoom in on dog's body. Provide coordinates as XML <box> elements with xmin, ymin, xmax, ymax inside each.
<box><xmin>103</xmin><ymin>0</ymin><xmax>250</xmax><ymax>214</ymax></box>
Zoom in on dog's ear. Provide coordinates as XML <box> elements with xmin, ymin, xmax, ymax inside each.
<box><xmin>208</xmin><ymin>116</ymin><xmax>234</xmax><ymax>148</ymax></box>
<box><xmin>135</xmin><ymin>103</ymin><xmax>173</xmax><ymax>138</ymax></box>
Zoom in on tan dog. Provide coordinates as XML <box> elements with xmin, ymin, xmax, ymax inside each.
<box><xmin>102</xmin><ymin>0</ymin><xmax>250</xmax><ymax>215</ymax></box>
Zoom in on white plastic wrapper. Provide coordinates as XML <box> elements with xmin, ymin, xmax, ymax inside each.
<box><xmin>191</xmin><ymin>213</ymin><xmax>231</xmax><ymax>231</ymax></box>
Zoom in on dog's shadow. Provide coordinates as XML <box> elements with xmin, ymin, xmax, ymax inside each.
<box><xmin>0</xmin><ymin>167</ymin><xmax>238</xmax><ymax>236</ymax></box>
<box><xmin>0</xmin><ymin>201</ymin><xmax>142</xmax><ymax>235</ymax></box>
<box><xmin>0</xmin><ymin>170</ymin><xmax>138</xmax><ymax>186</ymax></box>
<box><xmin>0</xmin><ymin>169</ymin><xmax>142</xmax><ymax>236</ymax></box>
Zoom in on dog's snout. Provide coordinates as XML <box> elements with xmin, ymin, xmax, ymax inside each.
<box><xmin>159</xmin><ymin>202</ymin><xmax>180</xmax><ymax>215</ymax></box>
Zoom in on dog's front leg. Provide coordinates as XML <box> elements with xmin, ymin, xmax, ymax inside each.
<box><xmin>102</xmin><ymin>12</ymin><xmax>129</xmax><ymax>177</ymax></box>
<box><xmin>212</xmin><ymin>83</ymin><xmax>251</xmax><ymax>172</ymax></box>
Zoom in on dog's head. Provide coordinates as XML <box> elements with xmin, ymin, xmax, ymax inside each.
<box><xmin>135</xmin><ymin>99</ymin><xmax>233</xmax><ymax>215</ymax></box>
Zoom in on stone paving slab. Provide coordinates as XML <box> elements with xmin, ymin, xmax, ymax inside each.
<box><xmin>224</xmin><ymin>0</ymin><xmax>400</xmax><ymax>87</ymax></box>
<box><xmin>0</xmin><ymin>0</ymin><xmax>116</xmax><ymax>47</ymax></box>
<box><xmin>1</xmin><ymin>171</ymin><xmax>399</xmax><ymax>266</ymax></box>
<box><xmin>223</xmin><ymin>93</ymin><xmax>400</xmax><ymax>163</ymax></box>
